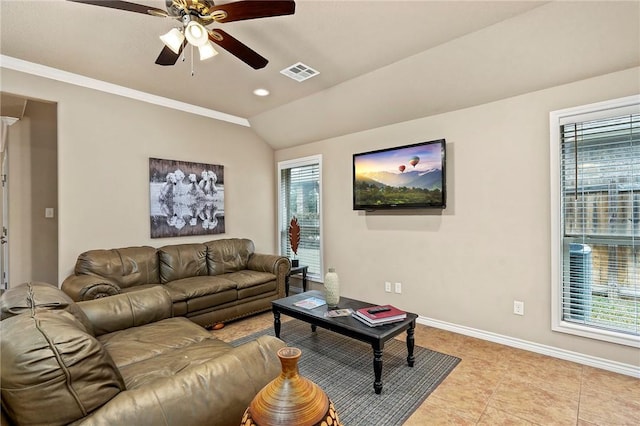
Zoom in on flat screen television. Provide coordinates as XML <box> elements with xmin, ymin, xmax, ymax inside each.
<box><xmin>353</xmin><ymin>139</ymin><xmax>446</xmax><ymax>210</ymax></box>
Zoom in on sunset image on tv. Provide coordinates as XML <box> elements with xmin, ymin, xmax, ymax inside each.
<box><xmin>353</xmin><ymin>139</ymin><xmax>445</xmax><ymax>209</ymax></box>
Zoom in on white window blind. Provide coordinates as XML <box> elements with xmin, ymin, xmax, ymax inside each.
<box><xmin>557</xmin><ymin>103</ymin><xmax>639</xmax><ymax>344</ymax></box>
<box><xmin>278</xmin><ymin>156</ymin><xmax>322</xmax><ymax>281</ymax></box>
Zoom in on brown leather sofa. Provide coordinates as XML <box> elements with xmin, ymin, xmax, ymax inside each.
<box><xmin>1</xmin><ymin>282</ymin><xmax>285</xmax><ymax>426</ymax></box>
<box><xmin>61</xmin><ymin>238</ymin><xmax>290</xmax><ymax>327</ymax></box>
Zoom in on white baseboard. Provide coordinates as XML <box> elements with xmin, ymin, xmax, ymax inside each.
<box><xmin>417</xmin><ymin>316</ymin><xmax>640</xmax><ymax>379</ymax></box>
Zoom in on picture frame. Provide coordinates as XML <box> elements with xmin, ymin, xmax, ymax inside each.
<box><xmin>149</xmin><ymin>157</ymin><xmax>225</xmax><ymax>238</ymax></box>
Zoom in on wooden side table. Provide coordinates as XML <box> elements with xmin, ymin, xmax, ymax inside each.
<box><xmin>285</xmin><ymin>265</ymin><xmax>308</xmax><ymax>296</ymax></box>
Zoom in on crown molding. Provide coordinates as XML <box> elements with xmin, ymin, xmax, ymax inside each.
<box><xmin>1</xmin><ymin>117</ymin><xmax>19</xmax><ymax>126</ymax></box>
<box><xmin>0</xmin><ymin>55</ymin><xmax>250</xmax><ymax>127</ymax></box>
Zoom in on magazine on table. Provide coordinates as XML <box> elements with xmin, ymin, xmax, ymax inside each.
<box><xmin>293</xmin><ymin>296</ymin><xmax>327</xmax><ymax>309</ymax></box>
<box><xmin>324</xmin><ymin>308</ymin><xmax>354</xmax><ymax>318</ymax></box>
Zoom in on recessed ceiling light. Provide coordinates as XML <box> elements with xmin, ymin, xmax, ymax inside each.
<box><xmin>253</xmin><ymin>88</ymin><xmax>270</xmax><ymax>97</ymax></box>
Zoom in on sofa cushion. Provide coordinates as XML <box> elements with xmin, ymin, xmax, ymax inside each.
<box><xmin>118</xmin><ymin>339</ymin><xmax>233</xmax><ymax>389</ymax></box>
<box><xmin>75</xmin><ymin>246</ymin><xmax>159</xmax><ymax>288</ymax></box>
<box><xmin>120</xmin><ymin>283</ymin><xmax>164</xmax><ymax>295</ymax></box>
<box><xmin>78</xmin><ymin>287</ymin><xmax>173</xmax><ymax>337</ymax></box>
<box><xmin>164</xmin><ymin>275</ymin><xmax>237</xmax><ymax>302</ymax></box>
<box><xmin>224</xmin><ymin>270</ymin><xmax>276</xmax><ymax>290</ymax></box>
<box><xmin>186</xmin><ymin>292</ymin><xmax>237</xmax><ymax>314</ymax></box>
<box><xmin>1</xmin><ymin>281</ymin><xmax>95</xmax><ymax>336</ymax></box>
<box><xmin>206</xmin><ymin>238</ymin><xmax>255</xmax><ymax>275</ymax></box>
<box><xmin>158</xmin><ymin>243</ymin><xmax>208</xmax><ymax>283</ymax></box>
<box><xmin>167</xmin><ymin>276</ymin><xmax>239</xmax><ymax>315</ymax></box>
<box><xmin>97</xmin><ymin>317</ymin><xmax>217</xmax><ymax>367</ymax></box>
<box><xmin>0</xmin><ymin>310</ymin><xmax>124</xmax><ymax>426</ymax></box>
<box><xmin>237</xmin><ymin>282</ymin><xmax>279</xmax><ymax>301</ymax></box>
<box><xmin>67</xmin><ymin>336</ymin><xmax>286</xmax><ymax>426</ymax></box>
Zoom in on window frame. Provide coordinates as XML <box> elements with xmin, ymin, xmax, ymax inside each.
<box><xmin>277</xmin><ymin>155</ymin><xmax>324</xmax><ymax>282</ymax></box>
<box><xmin>550</xmin><ymin>94</ymin><xmax>640</xmax><ymax>348</ymax></box>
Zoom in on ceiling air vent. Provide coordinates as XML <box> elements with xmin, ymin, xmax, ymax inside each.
<box><xmin>280</xmin><ymin>62</ymin><xmax>320</xmax><ymax>82</ymax></box>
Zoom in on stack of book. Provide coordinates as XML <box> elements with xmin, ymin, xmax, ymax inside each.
<box><xmin>352</xmin><ymin>305</ymin><xmax>407</xmax><ymax>327</ymax></box>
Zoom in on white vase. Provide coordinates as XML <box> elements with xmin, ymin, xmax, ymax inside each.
<box><xmin>324</xmin><ymin>268</ymin><xmax>340</xmax><ymax>307</ymax></box>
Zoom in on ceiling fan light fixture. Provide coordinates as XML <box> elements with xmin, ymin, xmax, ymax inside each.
<box><xmin>185</xmin><ymin>21</ymin><xmax>209</xmax><ymax>47</ymax></box>
<box><xmin>198</xmin><ymin>41</ymin><xmax>218</xmax><ymax>61</ymax></box>
<box><xmin>160</xmin><ymin>28</ymin><xmax>185</xmax><ymax>54</ymax></box>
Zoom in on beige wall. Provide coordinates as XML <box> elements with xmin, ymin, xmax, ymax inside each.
<box><xmin>2</xmin><ymin>64</ymin><xmax>637</xmax><ymax>368</ymax></box>
<box><xmin>4</xmin><ymin>99</ymin><xmax>58</xmax><ymax>288</ymax></box>
<box><xmin>275</xmin><ymin>67</ymin><xmax>640</xmax><ymax>367</ymax></box>
<box><xmin>27</xmin><ymin>101</ymin><xmax>58</xmax><ymax>285</ymax></box>
<box><xmin>1</xmin><ymin>68</ymin><xmax>277</xmax><ymax>282</ymax></box>
<box><xmin>7</xmin><ymin>119</ymin><xmax>31</xmax><ymax>285</ymax></box>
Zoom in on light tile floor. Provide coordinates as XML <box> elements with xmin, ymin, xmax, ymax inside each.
<box><xmin>213</xmin><ymin>313</ymin><xmax>640</xmax><ymax>426</ymax></box>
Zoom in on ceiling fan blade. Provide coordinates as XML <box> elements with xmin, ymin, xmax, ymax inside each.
<box><xmin>208</xmin><ymin>29</ymin><xmax>268</xmax><ymax>69</ymax></box>
<box><xmin>209</xmin><ymin>0</ymin><xmax>295</xmax><ymax>23</ymax></box>
<box><xmin>67</xmin><ymin>0</ymin><xmax>169</xmax><ymax>17</ymax></box>
<box><xmin>155</xmin><ymin>44</ymin><xmax>184</xmax><ymax>66</ymax></box>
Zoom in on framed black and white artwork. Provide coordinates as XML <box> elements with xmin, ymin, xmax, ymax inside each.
<box><xmin>149</xmin><ymin>157</ymin><xmax>225</xmax><ymax>238</ymax></box>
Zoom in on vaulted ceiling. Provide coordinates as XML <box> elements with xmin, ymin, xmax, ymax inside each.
<box><xmin>2</xmin><ymin>1</ymin><xmax>639</xmax><ymax>148</ymax></box>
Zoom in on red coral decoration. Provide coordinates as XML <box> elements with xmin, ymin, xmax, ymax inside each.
<box><xmin>288</xmin><ymin>217</ymin><xmax>301</xmax><ymax>256</ymax></box>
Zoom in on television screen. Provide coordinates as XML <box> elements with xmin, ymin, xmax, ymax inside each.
<box><xmin>353</xmin><ymin>139</ymin><xmax>446</xmax><ymax>210</ymax></box>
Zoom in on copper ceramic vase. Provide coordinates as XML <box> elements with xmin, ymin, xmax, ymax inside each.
<box><xmin>241</xmin><ymin>347</ymin><xmax>341</xmax><ymax>426</ymax></box>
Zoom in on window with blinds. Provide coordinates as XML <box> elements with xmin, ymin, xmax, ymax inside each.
<box><xmin>551</xmin><ymin>96</ymin><xmax>639</xmax><ymax>347</ymax></box>
<box><xmin>278</xmin><ymin>156</ymin><xmax>323</xmax><ymax>281</ymax></box>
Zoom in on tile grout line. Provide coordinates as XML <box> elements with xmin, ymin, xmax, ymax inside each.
<box><xmin>575</xmin><ymin>365</ymin><xmax>585</xmax><ymax>425</ymax></box>
<box><xmin>474</xmin><ymin>352</ymin><xmax>510</xmax><ymax>425</ymax></box>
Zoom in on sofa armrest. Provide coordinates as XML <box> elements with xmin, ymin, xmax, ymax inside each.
<box><xmin>61</xmin><ymin>275</ymin><xmax>122</xmax><ymax>302</ymax></box>
<box><xmin>248</xmin><ymin>253</ymin><xmax>291</xmax><ymax>276</ymax></box>
<box><xmin>248</xmin><ymin>254</ymin><xmax>291</xmax><ymax>298</ymax></box>
<box><xmin>247</xmin><ymin>253</ymin><xmax>291</xmax><ymax>297</ymax></box>
<box><xmin>77</xmin><ymin>287</ymin><xmax>173</xmax><ymax>336</ymax></box>
<box><xmin>74</xmin><ymin>335</ymin><xmax>286</xmax><ymax>426</ymax></box>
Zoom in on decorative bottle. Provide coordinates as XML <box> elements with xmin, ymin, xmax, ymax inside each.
<box><xmin>324</xmin><ymin>267</ymin><xmax>340</xmax><ymax>308</ymax></box>
<box><xmin>241</xmin><ymin>347</ymin><xmax>341</xmax><ymax>426</ymax></box>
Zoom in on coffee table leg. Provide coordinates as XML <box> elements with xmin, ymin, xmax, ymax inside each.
<box><xmin>407</xmin><ymin>320</ymin><xmax>415</xmax><ymax>367</ymax></box>
<box><xmin>373</xmin><ymin>343</ymin><xmax>384</xmax><ymax>394</ymax></box>
<box><xmin>273</xmin><ymin>309</ymin><xmax>281</xmax><ymax>338</ymax></box>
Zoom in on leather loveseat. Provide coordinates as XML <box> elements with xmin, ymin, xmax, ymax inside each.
<box><xmin>61</xmin><ymin>238</ymin><xmax>290</xmax><ymax>328</ymax></box>
<box><xmin>1</xmin><ymin>282</ymin><xmax>286</xmax><ymax>426</ymax></box>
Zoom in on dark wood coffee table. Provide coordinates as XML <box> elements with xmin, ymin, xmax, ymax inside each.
<box><xmin>271</xmin><ymin>290</ymin><xmax>417</xmax><ymax>394</ymax></box>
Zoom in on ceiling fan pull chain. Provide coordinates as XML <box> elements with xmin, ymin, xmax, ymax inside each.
<box><xmin>190</xmin><ymin>44</ymin><xmax>195</xmax><ymax>76</ymax></box>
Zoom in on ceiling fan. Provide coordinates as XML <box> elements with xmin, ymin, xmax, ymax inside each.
<box><xmin>68</xmin><ymin>0</ymin><xmax>296</xmax><ymax>69</ymax></box>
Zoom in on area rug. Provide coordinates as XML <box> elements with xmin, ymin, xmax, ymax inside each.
<box><xmin>231</xmin><ymin>320</ymin><xmax>461</xmax><ymax>425</ymax></box>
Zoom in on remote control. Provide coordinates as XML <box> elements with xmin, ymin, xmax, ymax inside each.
<box><xmin>367</xmin><ymin>307</ymin><xmax>391</xmax><ymax>314</ymax></box>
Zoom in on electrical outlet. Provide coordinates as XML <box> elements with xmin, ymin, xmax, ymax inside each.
<box><xmin>394</xmin><ymin>282</ymin><xmax>402</xmax><ymax>294</ymax></box>
<box><xmin>513</xmin><ymin>300</ymin><xmax>524</xmax><ymax>316</ymax></box>
<box><xmin>384</xmin><ymin>281</ymin><xmax>392</xmax><ymax>292</ymax></box>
